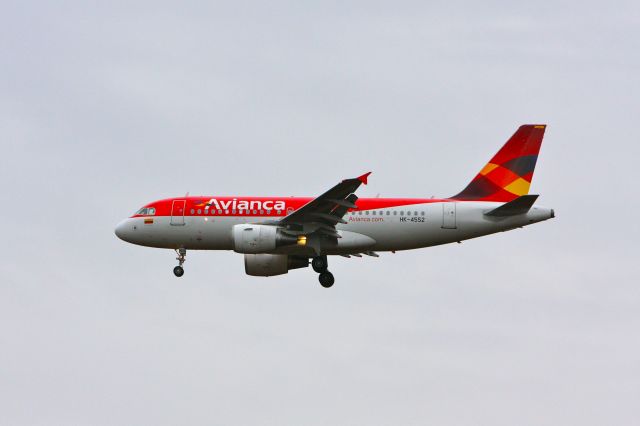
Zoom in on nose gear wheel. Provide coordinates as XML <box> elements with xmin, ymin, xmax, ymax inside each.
<box><xmin>173</xmin><ymin>248</ymin><xmax>187</xmax><ymax>277</ymax></box>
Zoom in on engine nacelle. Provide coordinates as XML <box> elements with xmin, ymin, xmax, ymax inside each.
<box><xmin>244</xmin><ymin>254</ymin><xmax>308</xmax><ymax>277</ymax></box>
<box><xmin>232</xmin><ymin>224</ymin><xmax>298</xmax><ymax>254</ymax></box>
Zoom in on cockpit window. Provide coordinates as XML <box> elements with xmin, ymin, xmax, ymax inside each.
<box><xmin>135</xmin><ymin>207</ymin><xmax>156</xmax><ymax>216</ymax></box>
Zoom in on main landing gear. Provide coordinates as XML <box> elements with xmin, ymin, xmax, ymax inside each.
<box><xmin>173</xmin><ymin>248</ymin><xmax>186</xmax><ymax>277</ymax></box>
<box><xmin>312</xmin><ymin>255</ymin><xmax>335</xmax><ymax>288</ymax></box>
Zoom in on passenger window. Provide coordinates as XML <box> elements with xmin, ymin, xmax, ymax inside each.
<box><xmin>386</xmin><ymin>211</ymin><xmax>390</xmax><ymax>215</ymax></box>
<box><xmin>393</xmin><ymin>211</ymin><xmax>397</xmax><ymax>215</ymax></box>
<box><xmin>260</xmin><ymin>210</ymin><xmax>264</xmax><ymax>215</ymax></box>
<box><xmin>365</xmin><ymin>211</ymin><xmax>369</xmax><ymax>215</ymax></box>
<box><xmin>407</xmin><ymin>211</ymin><xmax>411</xmax><ymax>216</ymax></box>
<box><xmin>217</xmin><ymin>209</ymin><xmax>222</xmax><ymax>214</ymax></box>
<box><xmin>421</xmin><ymin>211</ymin><xmax>425</xmax><ymax>216</ymax></box>
<box><xmin>276</xmin><ymin>210</ymin><xmax>282</xmax><ymax>215</ymax></box>
<box><xmin>232</xmin><ymin>209</ymin><xmax>237</xmax><ymax>214</ymax></box>
<box><xmin>224</xmin><ymin>210</ymin><xmax>229</xmax><ymax>214</ymax></box>
<box><xmin>190</xmin><ymin>209</ymin><xmax>195</xmax><ymax>214</ymax></box>
<box><xmin>400</xmin><ymin>211</ymin><xmax>404</xmax><ymax>215</ymax></box>
<box><xmin>211</xmin><ymin>209</ymin><xmax>215</xmax><ymax>215</ymax></box>
<box><xmin>197</xmin><ymin>209</ymin><xmax>202</xmax><ymax>215</ymax></box>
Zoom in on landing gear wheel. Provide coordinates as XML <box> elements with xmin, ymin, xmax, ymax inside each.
<box><xmin>312</xmin><ymin>256</ymin><xmax>328</xmax><ymax>273</ymax></box>
<box><xmin>319</xmin><ymin>271</ymin><xmax>335</xmax><ymax>288</ymax></box>
<box><xmin>173</xmin><ymin>248</ymin><xmax>187</xmax><ymax>277</ymax></box>
<box><xmin>173</xmin><ymin>266</ymin><xmax>184</xmax><ymax>277</ymax></box>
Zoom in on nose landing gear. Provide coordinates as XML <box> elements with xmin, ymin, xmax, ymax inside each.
<box><xmin>312</xmin><ymin>255</ymin><xmax>335</xmax><ymax>288</ymax></box>
<box><xmin>173</xmin><ymin>266</ymin><xmax>184</xmax><ymax>277</ymax></box>
<box><xmin>173</xmin><ymin>248</ymin><xmax>186</xmax><ymax>277</ymax></box>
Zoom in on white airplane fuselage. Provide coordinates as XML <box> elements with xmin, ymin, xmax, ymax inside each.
<box><xmin>115</xmin><ymin>199</ymin><xmax>554</xmax><ymax>254</ymax></box>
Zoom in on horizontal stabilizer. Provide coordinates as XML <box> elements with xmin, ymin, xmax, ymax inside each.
<box><xmin>485</xmin><ymin>194</ymin><xmax>539</xmax><ymax>217</ymax></box>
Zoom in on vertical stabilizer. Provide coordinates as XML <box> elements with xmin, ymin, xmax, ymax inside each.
<box><xmin>452</xmin><ymin>125</ymin><xmax>546</xmax><ymax>202</ymax></box>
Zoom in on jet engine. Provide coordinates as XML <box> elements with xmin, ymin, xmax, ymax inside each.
<box><xmin>244</xmin><ymin>254</ymin><xmax>309</xmax><ymax>276</ymax></box>
<box><xmin>232</xmin><ymin>224</ymin><xmax>299</xmax><ymax>254</ymax></box>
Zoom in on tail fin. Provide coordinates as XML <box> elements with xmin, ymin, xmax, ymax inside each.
<box><xmin>452</xmin><ymin>124</ymin><xmax>546</xmax><ymax>202</ymax></box>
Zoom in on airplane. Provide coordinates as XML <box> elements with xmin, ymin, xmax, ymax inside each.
<box><xmin>115</xmin><ymin>124</ymin><xmax>554</xmax><ymax>288</ymax></box>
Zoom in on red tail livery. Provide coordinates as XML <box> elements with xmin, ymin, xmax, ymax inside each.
<box><xmin>453</xmin><ymin>125</ymin><xmax>546</xmax><ymax>202</ymax></box>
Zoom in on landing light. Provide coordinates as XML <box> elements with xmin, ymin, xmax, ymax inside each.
<box><xmin>297</xmin><ymin>236</ymin><xmax>307</xmax><ymax>246</ymax></box>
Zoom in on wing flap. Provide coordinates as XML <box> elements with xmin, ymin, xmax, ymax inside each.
<box><xmin>310</xmin><ymin>212</ymin><xmax>348</xmax><ymax>225</ymax></box>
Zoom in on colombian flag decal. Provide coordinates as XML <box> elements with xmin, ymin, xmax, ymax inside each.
<box><xmin>144</xmin><ymin>218</ymin><xmax>154</xmax><ymax>224</ymax></box>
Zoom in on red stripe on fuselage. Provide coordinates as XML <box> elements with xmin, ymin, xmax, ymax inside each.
<box><xmin>130</xmin><ymin>196</ymin><xmax>451</xmax><ymax>218</ymax></box>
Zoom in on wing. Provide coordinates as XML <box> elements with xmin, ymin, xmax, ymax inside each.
<box><xmin>278</xmin><ymin>172</ymin><xmax>371</xmax><ymax>237</ymax></box>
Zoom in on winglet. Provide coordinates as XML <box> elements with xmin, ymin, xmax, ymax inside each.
<box><xmin>357</xmin><ymin>172</ymin><xmax>372</xmax><ymax>185</ymax></box>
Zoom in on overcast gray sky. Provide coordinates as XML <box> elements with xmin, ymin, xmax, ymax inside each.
<box><xmin>1</xmin><ymin>1</ymin><xmax>639</xmax><ymax>425</ymax></box>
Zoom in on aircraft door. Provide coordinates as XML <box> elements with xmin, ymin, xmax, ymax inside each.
<box><xmin>171</xmin><ymin>200</ymin><xmax>186</xmax><ymax>225</ymax></box>
<box><xmin>442</xmin><ymin>203</ymin><xmax>457</xmax><ymax>229</ymax></box>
